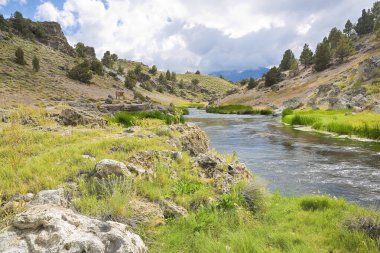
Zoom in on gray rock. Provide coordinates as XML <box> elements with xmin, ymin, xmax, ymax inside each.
<box><xmin>373</xmin><ymin>105</ymin><xmax>380</xmax><ymax>114</ymax></box>
<box><xmin>23</xmin><ymin>193</ymin><xmax>34</xmax><ymax>202</ymax></box>
<box><xmin>95</xmin><ymin>159</ymin><xmax>131</xmax><ymax>177</ymax></box>
<box><xmin>171</xmin><ymin>151</ymin><xmax>182</xmax><ymax>161</ymax></box>
<box><xmin>31</xmin><ymin>188</ymin><xmax>67</xmax><ymax>207</ymax></box>
<box><xmin>159</xmin><ymin>199</ymin><xmax>188</xmax><ymax>218</ymax></box>
<box><xmin>272</xmin><ymin>108</ymin><xmax>284</xmax><ymax>117</ymax></box>
<box><xmin>126</xmin><ymin>163</ymin><xmax>146</xmax><ymax>176</ymax></box>
<box><xmin>0</xmin><ymin>204</ymin><xmax>147</xmax><ymax>253</ymax></box>
<box><xmin>283</xmin><ymin>98</ymin><xmax>303</xmax><ymax>110</ymax></box>
<box><xmin>58</xmin><ymin>108</ymin><xmax>106</xmax><ymax>127</ymax></box>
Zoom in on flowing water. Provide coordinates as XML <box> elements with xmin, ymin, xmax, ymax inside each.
<box><xmin>185</xmin><ymin>108</ymin><xmax>380</xmax><ymax>209</ymax></box>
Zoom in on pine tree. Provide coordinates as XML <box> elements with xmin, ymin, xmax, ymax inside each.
<box><xmin>0</xmin><ymin>14</ymin><xmax>8</xmax><ymax>31</ymax></box>
<box><xmin>299</xmin><ymin>44</ymin><xmax>314</xmax><ymax>67</ymax></box>
<box><xmin>335</xmin><ymin>36</ymin><xmax>353</xmax><ymax>62</ymax></box>
<box><xmin>15</xmin><ymin>47</ymin><xmax>26</xmax><ymax>65</ymax></box>
<box><xmin>90</xmin><ymin>59</ymin><xmax>103</xmax><ymax>75</ymax></box>
<box><xmin>328</xmin><ymin>27</ymin><xmax>343</xmax><ymax>50</ymax></box>
<box><xmin>279</xmin><ymin>49</ymin><xmax>295</xmax><ymax>71</ymax></box>
<box><xmin>247</xmin><ymin>78</ymin><xmax>258</xmax><ymax>89</ymax></box>
<box><xmin>101</xmin><ymin>51</ymin><xmax>113</xmax><ymax>68</ymax></box>
<box><xmin>372</xmin><ymin>1</ymin><xmax>380</xmax><ymax>19</ymax></box>
<box><xmin>264</xmin><ymin>67</ymin><xmax>282</xmax><ymax>86</ymax></box>
<box><xmin>32</xmin><ymin>56</ymin><xmax>39</xmax><ymax>72</ymax></box>
<box><xmin>149</xmin><ymin>65</ymin><xmax>157</xmax><ymax>75</ymax></box>
<box><xmin>195</xmin><ymin>70</ymin><xmax>200</xmax><ymax>74</ymax></box>
<box><xmin>314</xmin><ymin>41</ymin><xmax>331</xmax><ymax>72</ymax></box>
<box><xmin>171</xmin><ymin>71</ymin><xmax>177</xmax><ymax>81</ymax></box>
<box><xmin>75</xmin><ymin>42</ymin><xmax>86</xmax><ymax>58</ymax></box>
<box><xmin>343</xmin><ymin>20</ymin><xmax>354</xmax><ymax>35</ymax></box>
<box><xmin>355</xmin><ymin>9</ymin><xmax>375</xmax><ymax>35</ymax></box>
<box><xmin>166</xmin><ymin>70</ymin><xmax>171</xmax><ymax>80</ymax></box>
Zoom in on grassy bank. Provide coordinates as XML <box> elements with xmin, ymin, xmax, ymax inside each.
<box><xmin>109</xmin><ymin>110</ymin><xmax>185</xmax><ymax>127</ymax></box>
<box><xmin>206</xmin><ymin>105</ymin><xmax>273</xmax><ymax>115</ymax></box>
<box><xmin>282</xmin><ymin>109</ymin><xmax>380</xmax><ymax>140</ymax></box>
<box><xmin>0</xmin><ymin>107</ymin><xmax>379</xmax><ymax>252</ymax></box>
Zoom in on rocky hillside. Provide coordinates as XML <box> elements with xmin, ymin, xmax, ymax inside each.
<box><xmin>221</xmin><ymin>35</ymin><xmax>380</xmax><ymax>113</ymax></box>
<box><xmin>0</xmin><ymin>13</ymin><xmax>236</xmax><ymax>109</ymax></box>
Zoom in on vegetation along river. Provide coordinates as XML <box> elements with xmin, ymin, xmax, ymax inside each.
<box><xmin>185</xmin><ymin>108</ymin><xmax>380</xmax><ymax>209</ymax></box>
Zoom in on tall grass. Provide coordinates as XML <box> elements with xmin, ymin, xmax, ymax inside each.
<box><xmin>282</xmin><ymin>109</ymin><xmax>380</xmax><ymax>140</ymax></box>
<box><xmin>110</xmin><ymin>110</ymin><xmax>185</xmax><ymax>127</ymax></box>
<box><xmin>206</xmin><ymin>105</ymin><xmax>273</xmax><ymax>115</ymax></box>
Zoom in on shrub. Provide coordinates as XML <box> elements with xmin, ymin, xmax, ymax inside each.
<box><xmin>282</xmin><ymin>108</ymin><xmax>294</xmax><ymax>118</ymax></box>
<box><xmin>264</xmin><ymin>67</ymin><xmax>281</xmax><ymax>86</ymax></box>
<box><xmin>300</xmin><ymin>196</ymin><xmax>330</xmax><ymax>211</ymax></box>
<box><xmin>191</xmin><ymin>78</ymin><xmax>200</xmax><ymax>85</ymax></box>
<box><xmin>125</xmin><ymin>76</ymin><xmax>137</xmax><ymax>90</ymax></box>
<box><xmin>90</xmin><ymin>59</ymin><xmax>103</xmax><ymax>75</ymax></box>
<box><xmin>217</xmin><ymin>194</ymin><xmax>237</xmax><ymax>210</ymax></box>
<box><xmin>195</xmin><ymin>70</ymin><xmax>200</xmax><ymax>74</ymax></box>
<box><xmin>149</xmin><ymin>65</ymin><xmax>157</xmax><ymax>75</ymax></box>
<box><xmin>15</xmin><ymin>47</ymin><xmax>26</xmax><ymax>65</ymax></box>
<box><xmin>247</xmin><ymin>78</ymin><xmax>258</xmax><ymax>89</ymax></box>
<box><xmin>112</xmin><ymin>111</ymin><xmax>184</xmax><ymax>128</ymax></box>
<box><xmin>68</xmin><ymin>60</ymin><xmax>93</xmax><ymax>83</ymax></box>
<box><xmin>32</xmin><ymin>56</ymin><xmax>39</xmax><ymax>72</ymax></box>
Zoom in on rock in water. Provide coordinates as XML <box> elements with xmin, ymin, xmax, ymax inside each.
<box><xmin>0</xmin><ymin>188</ymin><xmax>147</xmax><ymax>253</ymax></box>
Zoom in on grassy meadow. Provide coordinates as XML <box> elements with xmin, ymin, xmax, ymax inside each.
<box><xmin>0</xmin><ymin>106</ymin><xmax>379</xmax><ymax>252</ymax></box>
<box><xmin>206</xmin><ymin>104</ymin><xmax>273</xmax><ymax>115</ymax></box>
<box><xmin>282</xmin><ymin>109</ymin><xmax>380</xmax><ymax>140</ymax></box>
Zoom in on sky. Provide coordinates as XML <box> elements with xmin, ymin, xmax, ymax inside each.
<box><xmin>0</xmin><ymin>0</ymin><xmax>376</xmax><ymax>73</ymax></box>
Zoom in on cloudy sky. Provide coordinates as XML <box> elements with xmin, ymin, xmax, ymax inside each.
<box><xmin>0</xmin><ymin>0</ymin><xmax>375</xmax><ymax>73</ymax></box>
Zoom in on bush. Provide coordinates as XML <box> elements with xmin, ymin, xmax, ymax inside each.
<box><xmin>68</xmin><ymin>60</ymin><xmax>92</xmax><ymax>83</ymax></box>
<box><xmin>264</xmin><ymin>67</ymin><xmax>282</xmax><ymax>86</ymax></box>
<box><xmin>149</xmin><ymin>65</ymin><xmax>157</xmax><ymax>75</ymax></box>
<box><xmin>15</xmin><ymin>47</ymin><xmax>26</xmax><ymax>65</ymax></box>
<box><xmin>90</xmin><ymin>59</ymin><xmax>103</xmax><ymax>75</ymax></box>
<box><xmin>282</xmin><ymin>108</ymin><xmax>293</xmax><ymax>118</ymax></box>
<box><xmin>111</xmin><ymin>111</ymin><xmax>184</xmax><ymax>127</ymax></box>
<box><xmin>191</xmin><ymin>78</ymin><xmax>200</xmax><ymax>85</ymax></box>
<box><xmin>125</xmin><ymin>76</ymin><xmax>137</xmax><ymax>90</ymax></box>
<box><xmin>32</xmin><ymin>56</ymin><xmax>39</xmax><ymax>72</ymax></box>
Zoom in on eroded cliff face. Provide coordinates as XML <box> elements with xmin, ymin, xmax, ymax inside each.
<box><xmin>38</xmin><ymin>21</ymin><xmax>76</xmax><ymax>56</ymax></box>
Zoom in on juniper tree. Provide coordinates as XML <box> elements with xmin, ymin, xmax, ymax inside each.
<box><xmin>335</xmin><ymin>36</ymin><xmax>353</xmax><ymax>62</ymax></box>
<box><xmin>15</xmin><ymin>47</ymin><xmax>26</xmax><ymax>65</ymax></box>
<box><xmin>32</xmin><ymin>56</ymin><xmax>39</xmax><ymax>72</ymax></box>
<box><xmin>355</xmin><ymin>9</ymin><xmax>375</xmax><ymax>35</ymax></box>
<box><xmin>264</xmin><ymin>67</ymin><xmax>281</xmax><ymax>86</ymax></box>
<box><xmin>343</xmin><ymin>20</ymin><xmax>354</xmax><ymax>35</ymax></box>
<box><xmin>166</xmin><ymin>70</ymin><xmax>171</xmax><ymax>80</ymax></box>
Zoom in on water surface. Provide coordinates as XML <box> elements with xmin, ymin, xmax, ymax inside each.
<box><xmin>185</xmin><ymin>109</ymin><xmax>380</xmax><ymax>209</ymax></box>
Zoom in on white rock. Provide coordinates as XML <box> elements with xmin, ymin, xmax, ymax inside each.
<box><xmin>95</xmin><ymin>159</ymin><xmax>131</xmax><ymax>177</ymax></box>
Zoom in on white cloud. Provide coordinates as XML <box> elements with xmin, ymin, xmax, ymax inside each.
<box><xmin>0</xmin><ymin>0</ymin><xmax>27</xmax><ymax>7</ymax></box>
<box><xmin>0</xmin><ymin>0</ymin><xmax>8</xmax><ymax>6</ymax></box>
<box><xmin>34</xmin><ymin>0</ymin><xmax>375</xmax><ymax>72</ymax></box>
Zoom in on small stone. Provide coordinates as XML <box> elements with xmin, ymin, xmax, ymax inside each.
<box><xmin>126</xmin><ymin>163</ymin><xmax>146</xmax><ymax>176</ymax></box>
<box><xmin>171</xmin><ymin>151</ymin><xmax>182</xmax><ymax>161</ymax></box>
<box><xmin>23</xmin><ymin>193</ymin><xmax>34</xmax><ymax>202</ymax></box>
<box><xmin>95</xmin><ymin>159</ymin><xmax>130</xmax><ymax>177</ymax></box>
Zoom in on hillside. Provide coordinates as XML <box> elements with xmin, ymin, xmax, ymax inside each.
<box><xmin>221</xmin><ymin>35</ymin><xmax>380</xmax><ymax>112</ymax></box>
<box><xmin>0</xmin><ymin>18</ymin><xmax>235</xmax><ymax>109</ymax></box>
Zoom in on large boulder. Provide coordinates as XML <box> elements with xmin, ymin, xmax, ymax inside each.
<box><xmin>0</xmin><ymin>206</ymin><xmax>146</xmax><ymax>253</ymax></box>
<box><xmin>283</xmin><ymin>98</ymin><xmax>303</xmax><ymax>110</ymax></box>
<box><xmin>58</xmin><ymin>108</ymin><xmax>106</xmax><ymax>127</ymax></box>
<box><xmin>0</xmin><ymin>189</ymin><xmax>147</xmax><ymax>253</ymax></box>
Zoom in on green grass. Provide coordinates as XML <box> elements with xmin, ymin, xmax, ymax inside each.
<box><xmin>206</xmin><ymin>105</ymin><xmax>273</xmax><ymax>115</ymax></box>
<box><xmin>110</xmin><ymin>110</ymin><xmax>185</xmax><ymax>127</ymax></box>
<box><xmin>282</xmin><ymin>109</ymin><xmax>380</xmax><ymax>140</ymax></box>
<box><xmin>152</xmin><ymin>194</ymin><xmax>380</xmax><ymax>253</ymax></box>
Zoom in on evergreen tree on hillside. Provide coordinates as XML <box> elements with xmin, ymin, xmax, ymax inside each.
<box><xmin>195</xmin><ymin>70</ymin><xmax>200</xmax><ymax>75</ymax></box>
<box><xmin>247</xmin><ymin>78</ymin><xmax>258</xmax><ymax>89</ymax></box>
<box><xmin>101</xmin><ymin>51</ymin><xmax>113</xmax><ymax>68</ymax></box>
<box><xmin>314</xmin><ymin>41</ymin><xmax>331</xmax><ymax>72</ymax></box>
<box><xmin>117</xmin><ymin>65</ymin><xmax>124</xmax><ymax>75</ymax></box>
<box><xmin>32</xmin><ymin>56</ymin><xmax>39</xmax><ymax>72</ymax></box>
<box><xmin>125</xmin><ymin>76</ymin><xmax>136</xmax><ymax>90</ymax></box>
<box><xmin>15</xmin><ymin>47</ymin><xmax>26</xmax><ymax>65</ymax></box>
<box><xmin>171</xmin><ymin>71</ymin><xmax>177</xmax><ymax>81</ymax></box>
<box><xmin>328</xmin><ymin>27</ymin><xmax>344</xmax><ymax>50</ymax></box>
<box><xmin>111</xmin><ymin>53</ymin><xmax>118</xmax><ymax>62</ymax></box>
<box><xmin>279</xmin><ymin>49</ymin><xmax>295</xmax><ymax>71</ymax></box>
<box><xmin>134</xmin><ymin>64</ymin><xmax>142</xmax><ymax>76</ymax></box>
<box><xmin>159</xmin><ymin>73</ymin><xmax>167</xmax><ymax>85</ymax></box>
<box><xmin>0</xmin><ymin>15</ymin><xmax>8</xmax><ymax>31</ymax></box>
<box><xmin>372</xmin><ymin>1</ymin><xmax>380</xmax><ymax>19</ymax></box>
<box><xmin>343</xmin><ymin>20</ymin><xmax>354</xmax><ymax>35</ymax></box>
<box><xmin>90</xmin><ymin>59</ymin><xmax>104</xmax><ymax>75</ymax></box>
<box><xmin>12</xmin><ymin>11</ymin><xmax>27</xmax><ymax>35</ymax></box>
<box><xmin>75</xmin><ymin>43</ymin><xmax>86</xmax><ymax>58</ymax></box>
<box><xmin>335</xmin><ymin>36</ymin><xmax>354</xmax><ymax>62</ymax></box>
<box><xmin>300</xmin><ymin>44</ymin><xmax>314</xmax><ymax>67</ymax></box>
<box><xmin>355</xmin><ymin>9</ymin><xmax>375</xmax><ymax>35</ymax></box>
<box><xmin>166</xmin><ymin>70</ymin><xmax>171</xmax><ymax>80</ymax></box>
<box><xmin>149</xmin><ymin>65</ymin><xmax>157</xmax><ymax>75</ymax></box>
<box><xmin>264</xmin><ymin>67</ymin><xmax>282</xmax><ymax>86</ymax></box>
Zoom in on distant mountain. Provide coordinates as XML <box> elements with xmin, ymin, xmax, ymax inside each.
<box><xmin>209</xmin><ymin>68</ymin><xmax>269</xmax><ymax>82</ymax></box>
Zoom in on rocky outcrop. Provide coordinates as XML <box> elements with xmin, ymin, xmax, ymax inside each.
<box><xmin>38</xmin><ymin>22</ymin><xmax>76</xmax><ymax>56</ymax></box>
<box><xmin>283</xmin><ymin>98</ymin><xmax>303</xmax><ymax>109</ymax></box>
<box><xmin>0</xmin><ymin>189</ymin><xmax>147</xmax><ymax>253</ymax></box>
<box><xmin>359</xmin><ymin>55</ymin><xmax>380</xmax><ymax>81</ymax></box>
<box><xmin>169</xmin><ymin>123</ymin><xmax>209</xmax><ymax>156</ymax></box>
<box><xmin>58</xmin><ymin>108</ymin><xmax>106</xmax><ymax>127</ymax></box>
